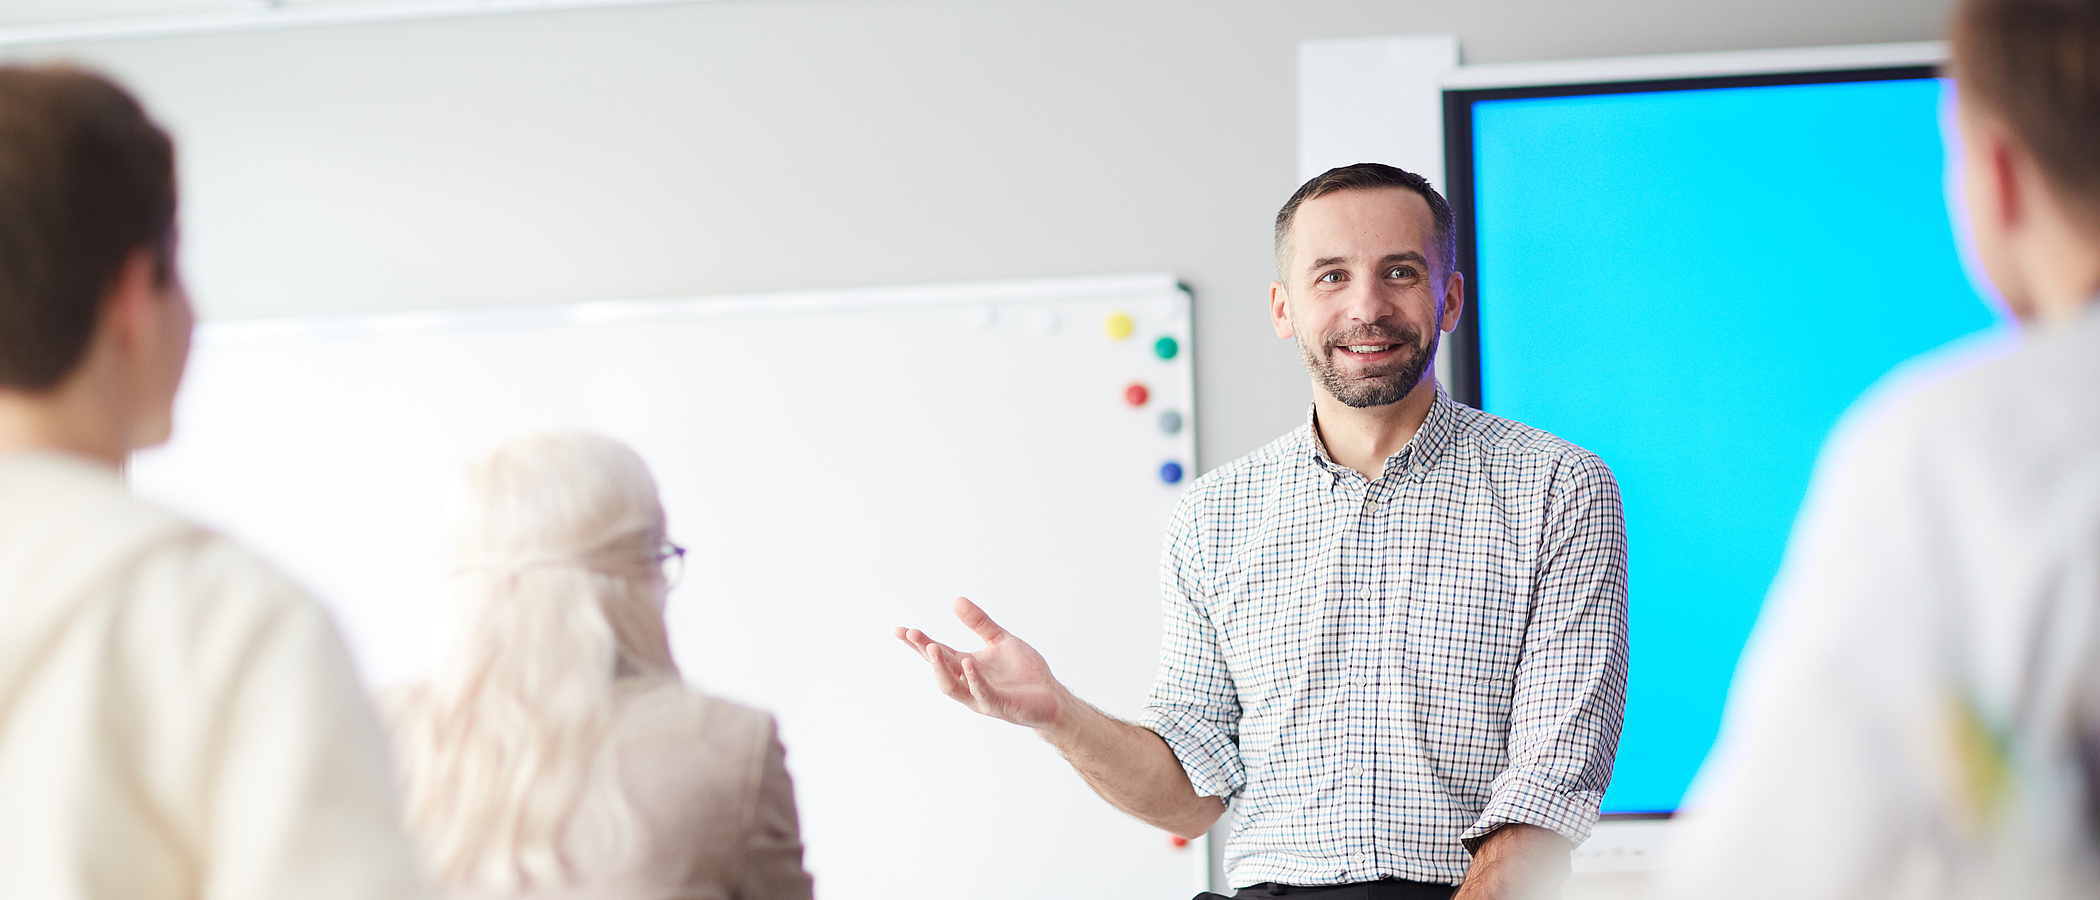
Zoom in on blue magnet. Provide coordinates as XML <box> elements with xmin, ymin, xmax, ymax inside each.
<box><xmin>1159</xmin><ymin>460</ymin><xmax>1185</xmax><ymax>484</ymax></box>
<box><xmin>1157</xmin><ymin>409</ymin><xmax>1183</xmax><ymax>435</ymax></box>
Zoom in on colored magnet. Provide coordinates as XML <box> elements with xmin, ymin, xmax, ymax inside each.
<box><xmin>1169</xmin><ymin>835</ymin><xmax>1190</xmax><ymax>849</ymax></box>
<box><xmin>1124</xmin><ymin>383</ymin><xmax>1149</xmax><ymax>407</ymax></box>
<box><xmin>1157</xmin><ymin>409</ymin><xmax>1183</xmax><ymax>435</ymax></box>
<box><xmin>1159</xmin><ymin>460</ymin><xmax>1184</xmax><ymax>484</ymax></box>
<box><xmin>1153</xmin><ymin>335</ymin><xmax>1179</xmax><ymax>360</ymax></box>
<box><xmin>1103</xmin><ymin>312</ymin><xmax>1135</xmax><ymax>341</ymax></box>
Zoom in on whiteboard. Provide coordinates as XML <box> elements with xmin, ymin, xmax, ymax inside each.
<box><xmin>129</xmin><ymin>273</ymin><xmax>1204</xmax><ymax>899</ymax></box>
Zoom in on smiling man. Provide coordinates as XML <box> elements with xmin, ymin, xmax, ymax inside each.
<box><xmin>899</xmin><ymin>163</ymin><xmax>1629</xmax><ymax>899</ymax></box>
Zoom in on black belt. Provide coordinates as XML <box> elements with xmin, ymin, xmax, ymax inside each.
<box><xmin>1198</xmin><ymin>879</ymin><xmax>1457</xmax><ymax>900</ymax></box>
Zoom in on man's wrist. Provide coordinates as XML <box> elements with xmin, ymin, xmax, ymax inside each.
<box><xmin>1033</xmin><ymin>683</ymin><xmax>1089</xmax><ymax>744</ymax></box>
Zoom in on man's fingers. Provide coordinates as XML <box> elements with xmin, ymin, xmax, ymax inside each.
<box><xmin>960</xmin><ymin>656</ymin><xmax>991</xmax><ymax>705</ymax></box>
<box><xmin>895</xmin><ymin>626</ymin><xmax>935</xmax><ymax>654</ymax></box>
<box><xmin>952</xmin><ymin>596</ymin><xmax>1010</xmax><ymax>644</ymax></box>
<box><xmin>924</xmin><ymin>644</ymin><xmax>970</xmax><ymax>701</ymax></box>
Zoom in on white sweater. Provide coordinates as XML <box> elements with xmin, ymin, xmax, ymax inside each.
<box><xmin>1661</xmin><ymin>304</ymin><xmax>2100</xmax><ymax>898</ymax></box>
<box><xmin>0</xmin><ymin>451</ymin><xmax>426</xmax><ymax>900</ymax></box>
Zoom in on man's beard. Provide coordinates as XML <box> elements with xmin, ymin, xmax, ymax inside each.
<box><xmin>1299</xmin><ymin>323</ymin><xmax>1438</xmax><ymax>409</ymax></box>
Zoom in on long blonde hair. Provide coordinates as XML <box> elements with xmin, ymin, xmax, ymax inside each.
<box><xmin>389</xmin><ymin>430</ymin><xmax>680</xmax><ymax>891</ymax></box>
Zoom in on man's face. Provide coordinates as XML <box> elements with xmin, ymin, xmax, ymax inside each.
<box><xmin>1270</xmin><ymin>187</ymin><xmax>1463</xmax><ymax>408</ymax></box>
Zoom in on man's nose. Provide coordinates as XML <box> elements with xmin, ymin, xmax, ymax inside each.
<box><xmin>1340</xmin><ymin>279</ymin><xmax>1400</xmax><ymax>323</ymax></box>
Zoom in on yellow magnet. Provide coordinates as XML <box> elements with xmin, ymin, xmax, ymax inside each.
<box><xmin>1103</xmin><ymin>312</ymin><xmax>1135</xmax><ymax>341</ymax></box>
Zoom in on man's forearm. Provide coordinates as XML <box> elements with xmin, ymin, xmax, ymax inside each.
<box><xmin>1037</xmin><ymin>688</ymin><xmax>1224</xmax><ymax>839</ymax></box>
<box><xmin>1454</xmin><ymin>823</ymin><xmax>1572</xmax><ymax>900</ymax></box>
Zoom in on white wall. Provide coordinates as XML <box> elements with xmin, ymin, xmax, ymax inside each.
<box><xmin>0</xmin><ymin>0</ymin><xmax>1949</xmax><ymax>472</ymax></box>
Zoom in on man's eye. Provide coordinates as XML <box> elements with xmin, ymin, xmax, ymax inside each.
<box><xmin>1318</xmin><ymin>271</ymin><xmax>1345</xmax><ymax>283</ymax></box>
<box><xmin>1387</xmin><ymin>266</ymin><xmax>1416</xmax><ymax>279</ymax></box>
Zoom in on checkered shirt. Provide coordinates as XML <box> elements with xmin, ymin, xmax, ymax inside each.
<box><xmin>1138</xmin><ymin>389</ymin><xmax>1629</xmax><ymax>888</ymax></box>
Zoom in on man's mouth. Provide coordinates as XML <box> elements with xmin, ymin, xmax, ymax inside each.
<box><xmin>1340</xmin><ymin>344</ymin><xmax>1396</xmax><ymax>354</ymax></box>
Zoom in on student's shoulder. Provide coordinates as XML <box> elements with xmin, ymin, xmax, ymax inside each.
<box><xmin>30</xmin><ymin>471</ymin><xmax>336</xmax><ymax>658</ymax></box>
<box><xmin>617</xmin><ymin>677</ymin><xmax>778</xmax><ymax>747</ymax></box>
<box><xmin>0</xmin><ymin>453</ymin><xmax>308</xmax><ymax>618</ymax></box>
<box><xmin>126</xmin><ymin>511</ymin><xmax>317</xmax><ymax>625</ymax></box>
<box><xmin>1833</xmin><ymin>320</ymin><xmax>2100</xmax><ymax>496</ymax></box>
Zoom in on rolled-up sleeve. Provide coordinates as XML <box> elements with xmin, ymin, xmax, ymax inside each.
<box><xmin>1463</xmin><ymin>451</ymin><xmax>1630</xmax><ymax>849</ymax></box>
<box><xmin>1137</xmin><ymin>491</ymin><xmax>1245</xmax><ymax>801</ymax></box>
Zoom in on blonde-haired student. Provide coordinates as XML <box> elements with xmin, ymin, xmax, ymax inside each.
<box><xmin>385</xmin><ymin>430</ymin><xmax>812</xmax><ymax>900</ymax></box>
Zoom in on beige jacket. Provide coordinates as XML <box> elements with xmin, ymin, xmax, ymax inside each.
<box><xmin>0</xmin><ymin>451</ymin><xmax>425</xmax><ymax>899</ymax></box>
<box><xmin>436</xmin><ymin>678</ymin><xmax>815</xmax><ymax>900</ymax></box>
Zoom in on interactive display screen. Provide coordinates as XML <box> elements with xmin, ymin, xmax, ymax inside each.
<box><xmin>1445</xmin><ymin>70</ymin><xmax>2001</xmax><ymax>814</ymax></box>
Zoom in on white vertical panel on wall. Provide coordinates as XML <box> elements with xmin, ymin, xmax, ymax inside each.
<box><xmin>1296</xmin><ymin>33</ymin><xmax>1459</xmax><ymax>186</ymax></box>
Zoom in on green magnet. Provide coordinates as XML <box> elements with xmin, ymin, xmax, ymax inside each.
<box><xmin>1153</xmin><ymin>335</ymin><xmax>1179</xmax><ymax>360</ymax></box>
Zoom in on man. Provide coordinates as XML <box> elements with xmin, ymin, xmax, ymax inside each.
<box><xmin>1657</xmin><ymin>1</ymin><xmax>2100</xmax><ymax>897</ymax></box>
<box><xmin>899</xmin><ymin>163</ymin><xmax>1629</xmax><ymax>899</ymax></box>
<box><xmin>0</xmin><ymin>67</ymin><xmax>424</xmax><ymax>898</ymax></box>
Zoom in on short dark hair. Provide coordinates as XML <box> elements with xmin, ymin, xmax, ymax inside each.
<box><xmin>1274</xmin><ymin>163</ymin><xmax>1457</xmax><ymax>280</ymax></box>
<box><xmin>0</xmin><ymin>66</ymin><xmax>175</xmax><ymax>391</ymax></box>
<box><xmin>1952</xmin><ymin>0</ymin><xmax>2100</xmax><ymax>218</ymax></box>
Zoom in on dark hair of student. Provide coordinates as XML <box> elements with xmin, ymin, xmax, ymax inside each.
<box><xmin>1273</xmin><ymin>162</ymin><xmax>1458</xmax><ymax>280</ymax></box>
<box><xmin>1952</xmin><ymin>0</ymin><xmax>2100</xmax><ymax>219</ymax></box>
<box><xmin>0</xmin><ymin>66</ymin><xmax>176</xmax><ymax>391</ymax></box>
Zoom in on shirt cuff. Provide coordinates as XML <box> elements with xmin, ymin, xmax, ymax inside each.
<box><xmin>1461</xmin><ymin>767</ymin><xmax>1604</xmax><ymax>850</ymax></box>
<box><xmin>1136</xmin><ymin>705</ymin><xmax>1246</xmax><ymax>801</ymax></box>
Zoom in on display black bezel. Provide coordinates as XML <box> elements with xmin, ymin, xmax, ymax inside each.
<box><xmin>1439</xmin><ymin>64</ymin><xmax>1938</xmax><ymax>410</ymax></box>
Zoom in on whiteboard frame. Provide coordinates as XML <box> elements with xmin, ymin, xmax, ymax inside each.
<box><xmin>200</xmin><ymin>271</ymin><xmax>1187</xmax><ymax>340</ymax></box>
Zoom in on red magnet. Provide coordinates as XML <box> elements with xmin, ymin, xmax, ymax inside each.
<box><xmin>1169</xmin><ymin>835</ymin><xmax>1190</xmax><ymax>849</ymax></box>
<box><xmin>1124</xmin><ymin>383</ymin><xmax>1150</xmax><ymax>407</ymax></box>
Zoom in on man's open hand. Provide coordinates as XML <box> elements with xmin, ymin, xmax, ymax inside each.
<box><xmin>895</xmin><ymin>596</ymin><xmax>1067</xmax><ymax>731</ymax></box>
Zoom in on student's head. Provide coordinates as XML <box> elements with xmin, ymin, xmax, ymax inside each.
<box><xmin>0</xmin><ymin>66</ymin><xmax>186</xmax><ymax>450</ymax></box>
<box><xmin>1950</xmin><ymin>0</ymin><xmax>2100</xmax><ymax>322</ymax></box>
<box><xmin>396</xmin><ymin>430</ymin><xmax>678</xmax><ymax>890</ymax></box>
<box><xmin>444</xmin><ymin>429</ymin><xmax>678</xmax><ymax>678</ymax></box>
<box><xmin>1269</xmin><ymin>164</ymin><xmax>1466</xmax><ymax>409</ymax></box>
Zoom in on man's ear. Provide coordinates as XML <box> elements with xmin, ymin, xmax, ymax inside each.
<box><xmin>96</xmin><ymin>248</ymin><xmax>163</xmax><ymax>354</ymax></box>
<box><xmin>1989</xmin><ymin>137</ymin><xmax>2024</xmax><ymax>236</ymax></box>
<box><xmin>1441</xmin><ymin>271</ymin><xmax>1466</xmax><ymax>334</ymax></box>
<box><xmin>1270</xmin><ymin>280</ymin><xmax>1295</xmax><ymax>339</ymax></box>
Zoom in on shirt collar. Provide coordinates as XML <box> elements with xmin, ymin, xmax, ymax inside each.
<box><xmin>1300</xmin><ymin>383</ymin><xmax>1458</xmax><ymax>481</ymax></box>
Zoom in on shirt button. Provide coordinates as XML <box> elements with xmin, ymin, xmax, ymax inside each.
<box><xmin>1349</xmin><ymin>764</ymin><xmax>1362</xmax><ymax>775</ymax></box>
<box><xmin>1359</xmin><ymin>588</ymin><xmax>1372</xmax><ymax>600</ymax></box>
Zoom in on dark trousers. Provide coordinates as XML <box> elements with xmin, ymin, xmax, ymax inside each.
<box><xmin>1194</xmin><ymin>879</ymin><xmax>1458</xmax><ymax>900</ymax></box>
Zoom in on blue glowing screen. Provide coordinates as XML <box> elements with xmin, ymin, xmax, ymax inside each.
<box><xmin>1468</xmin><ymin>76</ymin><xmax>2000</xmax><ymax>813</ymax></box>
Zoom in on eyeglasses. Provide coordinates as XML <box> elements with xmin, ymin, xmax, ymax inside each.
<box><xmin>656</xmin><ymin>542</ymin><xmax>687</xmax><ymax>588</ymax></box>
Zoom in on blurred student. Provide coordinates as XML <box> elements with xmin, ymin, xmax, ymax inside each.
<box><xmin>0</xmin><ymin>67</ymin><xmax>424</xmax><ymax>898</ymax></box>
<box><xmin>1659</xmin><ymin>0</ymin><xmax>2100</xmax><ymax>896</ymax></box>
<box><xmin>384</xmin><ymin>430</ymin><xmax>812</xmax><ymax>900</ymax></box>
